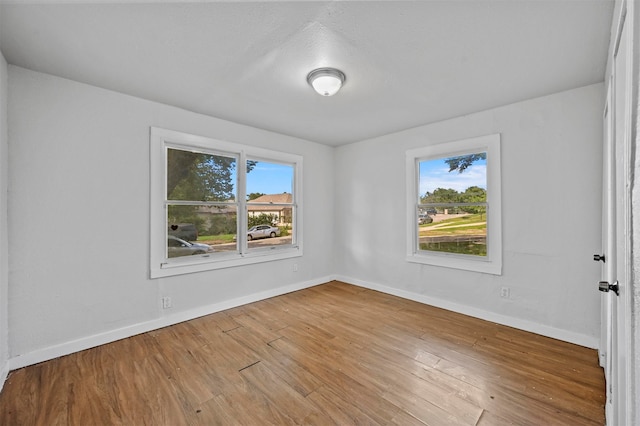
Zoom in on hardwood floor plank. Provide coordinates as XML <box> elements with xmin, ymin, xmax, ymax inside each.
<box><xmin>473</xmin><ymin>333</ymin><xmax>605</xmax><ymax>388</ymax></box>
<box><xmin>305</xmin><ymin>385</ymin><xmax>382</xmax><ymax>425</ymax></box>
<box><xmin>240</xmin><ymin>361</ymin><xmax>321</xmax><ymax>423</ymax></box>
<box><xmin>286</xmin><ymin>324</ymin><xmax>483</xmax><ymax>425</ymax></box>
<box><xmin>188</xmin><ymin>310</ymin><xmax>242</xmax><ymax>334</ymax></box>
<box><xmin>0</xmin><ymin>281</ymin><xmax>605</xmax><ymax>425</ymax></box>
<box><xmin>417</xmin><ymin>360</ymin><xmax>599</xmax><ymax>426</ymax></box>
<box><xmin>191</xmin><ymin>376</ymin><xmax>298</xmax><ymax>426</ymax></box>
<box><xmin>225</xmin><ymin>325</ymin><xmax>324</xmax><ymax>397</ymax></box>
<box><xmin>380</xmin><ymin>388</ymin><xmax>474</xmax><ymax>426</ymax></box>
<box><xmin>259</xmin><ymin>296</ymin><xmax>337</xmax><ymax>341</ymax></box>
<box><xmin>192</xmin><ymin>392</ymin><xmax>277</xmax><ymax>425</ymax></box>
<box><xmin>236</xmin><ymin>301</ymin><xmax>291</xmax><ymax>332</ymax></box>
<box><xmin>195</xmin><ymin>327</ymin><xmax>261</xmax><ymax>371</ymax></box>
<box><xmin>34</xmin><ymin>361</ymin><xmax>71</xmax><ymax>426</ymax></box>
<box><xmin>231</xmin><ymin>313</ymin><xmax>283</xmax><ymax>343</ymax></box>
<box><xmin>0</xmin><ymin>369</ymin><xmax>36</xmax><ymax>425</ymax></box>
<box><xmin>268</xmin><ymin>336</ymin><xmax>408</xmax><ymax>425</ymax></box>
<box><xmin>469</xmin><ymin>342</ymin><xmax>605</xmax><ymax>419</ymax></box>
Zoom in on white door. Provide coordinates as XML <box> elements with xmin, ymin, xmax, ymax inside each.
<box><xmin>600</xmin><ymin>6</ymin><xmax>631</xmax><ymax>424</ymax></box>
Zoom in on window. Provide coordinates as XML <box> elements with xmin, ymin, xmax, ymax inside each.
<box><xmin>150</xmin><ymin>128</ymin><xmax>302</xmax><ymax>278</ymax></box>
<box><xmin>406</xmin><ymin>134</ymin><xmax>501</xmax><ymax>275</ymax></box>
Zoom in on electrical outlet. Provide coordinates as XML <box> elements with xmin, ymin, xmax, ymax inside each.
<box><xmin>161</xmin><ymin>296</ymin><xmax>172</xmax><ymax>309</ymax></box>
<box><xmin>293</xmin><ymin>263</ymin><xmax>298</xmax><ymax>272</ymax></box>
<box><xmin>500</xmin><ymin>287</ymin><xmax>510</xmax><ymax>298</ymax></box>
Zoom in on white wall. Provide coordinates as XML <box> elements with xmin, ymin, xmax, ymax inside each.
<box><xmin>7</xmin><ymin>66</ymin><xmax>334</xmax><ymax>366</ymax></box>
<box><xmin>335</xmin><ymin>83</ymin><xmax>604</xmax><ymax>347</ymax></box>
<box><xmin>0</xmin><ymin>50</ymin><xmax>9</xmax><ymax>387</ymax></box>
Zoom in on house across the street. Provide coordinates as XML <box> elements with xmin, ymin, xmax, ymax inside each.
<box><xmin>248</xmin><ymin>193</ymin><xmax>293</xmax><ymax>225</ymax></box>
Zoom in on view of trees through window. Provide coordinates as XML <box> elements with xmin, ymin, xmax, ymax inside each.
<box><xmin>166</xmin><ymin>147</ymin><xmax>294</xmax><ymax>258</ymax></box>
<box><xmin>418</xmin><ymin>152</ymin><xmax>488</xmax><ymax>256</ymax></box>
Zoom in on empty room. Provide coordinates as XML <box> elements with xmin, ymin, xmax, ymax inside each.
<box><xmin>0</xmin><ymin>0</ymin><xmax>638</xmax><ymax>424</ymax></box>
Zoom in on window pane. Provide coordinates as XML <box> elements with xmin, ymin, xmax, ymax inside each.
<box><xmin>245</xmin><ymin>160</ymin><xmax>295</xmax><ymax>250</ymax></box>
<box><xmin>417</xmin><ymin>206</ymin><xmax>487</xmax><ymax>256</ymax></box>
<box><xmin>167</xmin><ymin>148</ymin><xmax>236</xmax><ymax>202</ymax></box>
<box><xmin>246</xmin><ymin>160</ymin><xmax>293</xmax><ymax>198</ymax></box>
<box><xmin>419</xmin><ymin>153</ymin><xmax>487</xmax><ymax>203</ymax></box>
<box><xmin>168</xmin><ymin>204</ymin><xmax>238</xmax><ymax>253</ymax></box>
<box><xmin>418</xmin><ymin>153</ymin><xmax>487</xmax><ymax>257</ymax></box>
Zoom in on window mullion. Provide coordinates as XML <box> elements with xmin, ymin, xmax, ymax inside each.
<box><xmin>237</xmin><ymin>151</ymin><xmax>248</xmax><ymax>255</ymax></box>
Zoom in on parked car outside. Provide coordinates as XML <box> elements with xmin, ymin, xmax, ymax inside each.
<box><xmin>167</xmin><ymin>235</ymin><xmax>212</xmax><ymax>258</ymax></box>
<box><xmin>426</xmin><ymin>208</ymin><xmax>438</xmax><ymax>215</ymax></box>
<box><xmin>247</xmin><ymin>224</ymin><xmax>281</xmax><ymax>240</ymax></box>
<box><xmin>168</xmin><ymin>223</ymin><xmax>198</xmax><ymax>241</ymax></box>
<box><xmin>418</xmin><ymin>214</ymin><xmax>433</xmax><ymax>225</ymax></box>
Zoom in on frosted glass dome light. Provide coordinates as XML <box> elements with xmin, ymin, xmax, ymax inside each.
<box><xmin>307</xmin><ymin>68</ymin><xmax>346</xmax><ymax>96</ymax></box>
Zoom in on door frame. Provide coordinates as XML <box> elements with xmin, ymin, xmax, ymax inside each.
<box><xmin>602</xmin><ymin>0</ymin><xmax>636</xmax><ymax>423</ymax></box>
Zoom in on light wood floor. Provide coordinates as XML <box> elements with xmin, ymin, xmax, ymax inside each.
<box><xmin>0</xmin><ymin>281</ymin><xmax>605</xmax><ymax>425</ymax></box>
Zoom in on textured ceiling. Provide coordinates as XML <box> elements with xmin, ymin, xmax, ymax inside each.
<box><xmin>0</xmin><ymin>1</ymin><xmax>614</xmax><ymax>146</ymax></box>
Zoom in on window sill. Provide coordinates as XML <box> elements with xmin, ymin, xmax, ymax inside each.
<box><xmin>406</xmin><ymin>252</ymin><xmax>502</xmax><ymax>275</ymax></box>
<box><xmin>151</xmin><ymin>246</ymin><xmax>302</xmax><ymax>278</ymax></box>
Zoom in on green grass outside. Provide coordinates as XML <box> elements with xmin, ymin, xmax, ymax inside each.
<box><xmin>419</xmin><ymin>213</ymin><xmax>486</xmax><ymax>237</ymax></box>
<box><xmin>197</xmin><ymin>234</ymin><xmax>235</xmax><ymax>245</ymax></box>
<box><xmin>421</xmin><ymin>224</ymin><xmax>486</xmax><ymax>236</ymax></box>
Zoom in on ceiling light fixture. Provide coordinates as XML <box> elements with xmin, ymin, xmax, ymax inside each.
<box><xmin>307</xmin><ymin>67</ymin><xmax>346</xmax><ymax>96</ymax></box>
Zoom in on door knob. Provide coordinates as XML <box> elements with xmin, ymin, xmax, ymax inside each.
<box><xmin>593</xmin><ymin>254</ymin><xmax>606</xmax><ymax>262</ymax></box>
<box><xmin>599</xmin><ymin>280</ymin><xmax>619</xmax><ymax>296</ymax></box>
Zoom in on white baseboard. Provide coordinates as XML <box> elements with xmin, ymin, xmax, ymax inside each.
<box><xmin>0</xmin><ymin>360</ymin><xmax>8</xmax><ymax>393</ymax></box>
<box><xmin>7</xmin><ymin>273</ymin><xmax>598</xmax><ymax>372</ymax></box>
<box><xmin>8</xmin><ymin>276</ymin><xmax>331</xmax><ymax>371</ymax></box>
<box><xmin>335</xmin><ymin>275</ymin><xmax>599</xmax><ymax>349</ymax></box>
<box><xmin>598</xmin><ymin>348</ymin><xmax>606</xmax><ymax>368</ymax></box>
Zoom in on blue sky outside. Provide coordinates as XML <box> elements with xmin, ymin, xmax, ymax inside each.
<box><xmin>246</xmin><ymin>161</ymin><xmax>293</xmax><ymax>195</ymax></box>
<box><xmin>419</xmin><ymin>156</ymin><xmax>487</xmax><ymax>196</ymax></box>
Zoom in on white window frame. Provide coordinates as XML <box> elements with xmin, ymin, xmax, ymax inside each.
<box><xmin>405</xmin><ymin>133</ymin><xmax>502</xmax><ymax>275</ymax></box>
<box><xmin>150</xmin><ymin>127</ymin><xmax>303</xmax><ymax>278</ymax></box>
